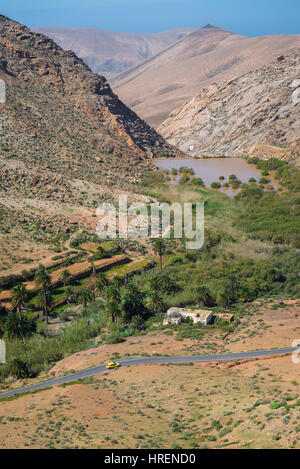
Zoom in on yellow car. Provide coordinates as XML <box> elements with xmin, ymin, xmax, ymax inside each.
<box><xmin>106</xmin><ymin>361</ymin><xmax>121</xmax><ymax>370</ymax></box>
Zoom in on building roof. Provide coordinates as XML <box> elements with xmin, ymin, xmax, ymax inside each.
<box><xmin>167</xmin><ymin>307</ymin><xmax>213</xmax><ymax>320</ymax></box>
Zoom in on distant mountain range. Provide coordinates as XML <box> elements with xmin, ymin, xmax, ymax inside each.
<box><xmin>34</xmin><ymin>26</ymin><xmax>196</xmax><ymax>77</ymax></box>
<box><xmin>158</xmin><ymin>52</ymin><xmax>300</xmax><ymax>164</ymax></box>
<box><xmin>112</xmin><ymin>25</ymin><xmax>300</xmax><ymax>126</ymax></box>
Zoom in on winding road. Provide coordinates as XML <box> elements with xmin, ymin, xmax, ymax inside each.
<box><xmin>0</xmin><ymin>347</ymin><xmax>296</xmax><ymax>400</ymax></box>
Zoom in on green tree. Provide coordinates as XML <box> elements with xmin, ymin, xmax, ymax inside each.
<box><xmin>131</xmin><ymin>315</ymin><xmax>145</xmax><ymax>331</ymax></box>
<box><xmin>225</xmin><ymin>274</ymin><xmax>240</xmax><ymax>302</ymax></box>
<box><xmin>5</xmin><ymin>310</ymin><xmax>36</xmax><ymax>339</ymax></box>
<box><xmin>122</xmin><ymin>285</ymin><xmax>145</xmax><ymax>322</ymax></box>
<box><xmin>11</xmin><ymin>284</ymin><xmax>28</xmax><ymax>321</ymax></box>
<box><xmin>34</xmin><ymin>291</ymin><xmax>53</xmax><ymax>318</ymax></box>
<box><xmin>95</xmin><ymin>272</ymin><xmax>110</xmax><ymax>297</ymax></box>
<box><xmin>105</xmin><ymin>285</ymin><xmax>121</xmax><ymax>303</ymax></box>
<box><xmin>153</xmin><ymin>239</ymin><xmax>166</xmax><ymax>270</ymax></box>
<box><xmin>34</xmin><ymin>268</ymin><xmax>51</xmax><ymax>323</ymax></box>
<box><xmin>217</xmin><ymin>289</ymin><xmax>231</xmax><ymax>307</ymax></box>
<box><xmin>0</xmin><ymin>303</ymin><xmax>7</xmax><ymax>337</ymax></box>
<box><xmin>8</xmin><ymin>358</ymin><xmax>30</xmax><ymax>379</ymax></box>
<box><xmin>78</xmin><ymin>290</ymin><xmax>92</xmax><ymax>308</ymax></box>
<box><xmin>59</xmin><ymin>270</ymin><xmax>72</xmax><ymax>287</ymax></box>
<box><xmin>105</xmin><ymin>300</ymin><xmax>122</xmax><ymax>324</ymax></box>
<box><xmin>64</xmin><ymin>286</ymin><xmax>74</xmax><ymax>304</ymax></box>
<box><xmin>112</xmin><ymin>275</ymin><xmax>125</xmax><ymax>289</ymax></box>
<box><xmin>146</xmin><ymin>290</ymin><xmax>165</xmax><ymax>314</ymax></box>
<box><xmin>195</xmin><ymin>285</ymin><xmax>212</xmax><ymax>306</ymax></box>
<box><xmin>150</xmin><ymin>273</ymin><xmax>179</xmax><ymax>294</ymax></box>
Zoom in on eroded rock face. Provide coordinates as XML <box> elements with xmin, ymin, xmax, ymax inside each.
<box><xmin>158</xmin><ymin>52</ymin><xmax>300</xmax><ymax>164</ymax></box>
<box><xmin>292</xmin><ymin>87</ymin><xmax>300</xmax><ymax>105</ymax></box>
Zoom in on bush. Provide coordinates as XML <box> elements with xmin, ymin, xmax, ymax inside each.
<box><xmin>7</xmin><ymin>358</ymin><xmax>31</xmax><ymax>379</ymax></box>
<box><xmin>179</xmin><ymin>174</ymin><xmax>190</xmax><ymax>184</ymax></box>
<box><xmin>191</xmin><ymin>177</ymin><xmax>204</xmax><ymax>186</ymax></box>
<box><xmin>211</xmin><ymin>182</ymin><xmax>221</xmax><ymax>189</ymax></box>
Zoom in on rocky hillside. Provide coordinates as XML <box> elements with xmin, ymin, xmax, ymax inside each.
<box><xmin>0</xmin><ymin>15</ymin><xmax>180</xmax><ymax>198</ymax></box>
<box><xmin>158</xmin><ymin>52</ymin><xmax>300</xmax><ymax>164</ymax></box>
<box><xmin>112</xmin><ymin>25</ymin><xmax>300</xmax><ymax>126</ymax></box>
<box><xmin>0</xmin><ymin>15</ymin><xmax>180</xmax><ymax>269</ymax></box>
<box><xmin>34</xmin><ymin>26</ymin><xmax>196</xmax><ymax>77</ymax></box>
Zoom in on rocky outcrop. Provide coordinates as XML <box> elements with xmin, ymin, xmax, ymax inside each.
<box><xmin>158</xmin><ymin>52</ymin><xmax>300</xmax><ymax>165</ymax></box>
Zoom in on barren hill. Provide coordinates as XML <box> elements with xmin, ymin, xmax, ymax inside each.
<box><xmin>158</xmin><ymin>52</ymin><xmax>300</xmax><ymax>164</ymax></box>
<box><xmin>0</xmin><ymin>15</ymin><xmax>180</xmax><ymax>269</ymax></box>
<box><xmin>34</xmin><ymin>26</ymin><xmax>196</xmax><ymax>77</ymax></box>
<box><xmin>112</xmin><ymin>25</ymin><xmax>300</xmax><ymax>126</ymax></box>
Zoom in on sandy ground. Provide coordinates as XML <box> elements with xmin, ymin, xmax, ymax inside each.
<box><xmin>1</xmin><ymin>355</ymin><xmax>300</xmax><ymax>449</ymax></box>
<box><xmin>0</xmin><ymin>299</ymin><xmax>300</xmax><ymax>449</ymax></box>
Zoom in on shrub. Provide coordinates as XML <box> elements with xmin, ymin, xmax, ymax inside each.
<box><xmin>7</xmin><ymin>358</ymin><xmax>31</xmax><ymax>379</ymax></box>
<box><xmin>211</xmin><ymin>182</ymin><xmax>221</xmax><ymax>189</ymax></box>
<box><xmin>191</xmin><ymin>177</ymin><xmax>204</xmax><ymax>186</ymax></box>
<box><xmin>179</xmin><ymin>174</ymin><xmax>190</xmax><ymax>184</ymax></box>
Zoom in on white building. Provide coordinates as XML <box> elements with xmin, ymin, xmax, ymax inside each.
<box><xmin>166</xmin><ymin>307</ymin><xmax>213</xmax><ymax>325</ymax></box>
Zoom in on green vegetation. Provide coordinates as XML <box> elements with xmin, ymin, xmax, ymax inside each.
<box><xmin>0</xmin><ymin>157</ymin><xmax>299</xmax><ymax>387</ymax></box>
<box><xmin>179</xmin><ymin>167</ymin><xmax>195</xmax><ymax>176</ymax></box>
<box><xmin>211</xmin><ymin>182</ymin><xmax>222</xmax><ymax>189</ymax></box>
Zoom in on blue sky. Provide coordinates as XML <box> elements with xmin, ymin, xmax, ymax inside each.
<box><xmin>1</xmin><ymin>0</ymin><xmax>300</xmax><ymax>36</ymax></box>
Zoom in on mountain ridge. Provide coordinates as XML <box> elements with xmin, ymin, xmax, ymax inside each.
<box><xmin>34</xmin><ymin>26</ymin><xmax>197</xmax><ymax>77</ymax></box>
<box><xmin>112</xmin><ymin>26</ymin><xmax>300</xmax><ymax>126</ymax></box>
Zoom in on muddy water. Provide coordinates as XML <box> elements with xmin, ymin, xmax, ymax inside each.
<box><xmin>154</xmin><ymin>158</ymin><xmax>278</xmax><ymax>197</ymax></box>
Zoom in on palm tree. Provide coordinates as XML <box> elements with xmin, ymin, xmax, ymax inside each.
<box><xmin>104</xmin><ymin>286</ymin><xmax>122</xmax><ymax>323</ymax></box>
<box><xmin>131</xmin><ymin>315</ymin><xmax>145</xmax><ymax>331</ymax></box>
<box><xmin>196</xmin><ymin>285</ymin><xmax>211</xmax><ymax>306</ymax></box>
<box><xmin>217</xmin><ymin>289</ymin><xmax>231</xmax><ymax>307</ymax></box>
<box><xmin>225</xmin><ymin>274</ymin><xmax>240</xmax><ymax>302</ymax></box>
<box><xmin>94</xmin><ymin>272</ymin><xmax>110</xmax><ymax>300</ymax></box>
<box><xmin>34</xmin><ymin>291</ymin><xmax>53</xmax><ymax>319</ymax></box>
<box><xmin>11</xmin><ymin>284</ymin><xmax>28</xmax><ymax>321</ymax></box>
<box><xmin>112</xmin><ymin>275</ymin><xmax>125</xmax><ymax>289</ymax></box>
<box><xmin>59</xmin><ymin>270</ymin><xmax>72</xmax><ymax>287</ymax></box>
<box><xmin>153</xmin><ymin>239</ymin><xmax>166</xmax><ymax>270</ymax></box>
<box><xmin>96</xmin><ymin>272</ymin><xmax>109</xmax><ymax>288</ymax></box>
<box><xmin>64</xmin><ymin>286</ymin><xmax>74</xmax><ymax>304</ymax></box>
<box><xmin>34</xmin><ymin>268</ymin><xmax>51</xmax><ymax>323</ymax></box>
<box><xmin>78</xmin><ymin>290</ymin><xmax>92</xmax><ymax>308</ymax></box>
<box><xmin>146</xmin><ymin>290</ymin><xmax>164</xmax><ymax>314</ymax></box>
<box><xmin>104</xmin><ymin>286</ymin><xmax>121</xmax><ymax>304</ymax></box>
<box><xmin>105</xmin><ymin>300</ymin><xmax>121</xmax><ymax>323</ymax></box>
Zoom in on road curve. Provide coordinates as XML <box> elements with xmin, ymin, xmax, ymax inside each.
<box><xmin>0</xmin><ymin>347</ymin><xmax>296</xmax><ymax>399</ymax></box>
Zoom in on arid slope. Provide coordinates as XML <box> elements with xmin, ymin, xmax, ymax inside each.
<box><xmin>112</xmin><ymin>25</ymin><xmax>300</xmax><ymax>126</ymax></box>
<box><xmin>0</xmin><ymin>15</ymin><xmax>179</xmax><ymax>269</ymax></box>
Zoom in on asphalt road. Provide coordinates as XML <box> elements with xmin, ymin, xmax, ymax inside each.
<box><xmin>0</xmin><ymin>347</ymin><xmax>296</xmax><ymax>399</ymax></box>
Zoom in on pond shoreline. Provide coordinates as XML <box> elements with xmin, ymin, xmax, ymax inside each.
<box><xmin>153</xmin><ymin>157</ymin><xmax>280</xmax><ymax>198</ymax></box>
